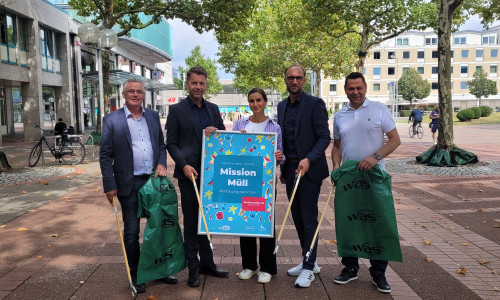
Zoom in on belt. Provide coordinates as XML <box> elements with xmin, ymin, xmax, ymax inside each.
<box><xmin>287</xmin><ymin>158</ymin><xmax>300</xmax><ymax>164</ymax></box>
<box><xmin>134</xmin><ymin>174</ymin><xmax>150</xmax><ymax>179</ymax></box>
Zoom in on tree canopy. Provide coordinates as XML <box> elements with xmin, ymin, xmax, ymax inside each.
<box><xmin>398</xmin><ymin>68</ymin><xmax>431</xmax><ymax>106</ymax></box>
<box><xmin>174</xmin><ymin>46</ymin><xmax>223</xmax><ymax>99</ymax></box>
<box><xmin>467</xmin><ymin>68</ymin><xmax>498</xmax><ymax>104</ymax></box>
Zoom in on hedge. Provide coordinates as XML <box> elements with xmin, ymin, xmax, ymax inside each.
<box><xmin>456</xmin><ymin>108</ymin><xmax>475</xmax><ymax>121</ymax></box>
<box><xmin>399</xmin><ymin>110</ymin><xmax>412</xmax><ymax>117</ymax></box>
<box><xmin>470</xmin><ymin>107</ymin><xmax>482</xmax><ymax>119</ymax></box>
<box><xmin>479</xmin><ymin>106</ymin><xmax>493</xmax><ymax>117</ymax></box>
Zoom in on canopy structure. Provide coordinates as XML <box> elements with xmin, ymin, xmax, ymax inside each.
<box><xmin>82</xmin><ymin>70</ymin><xmax>176</xmax><ymax>91</ymax></box>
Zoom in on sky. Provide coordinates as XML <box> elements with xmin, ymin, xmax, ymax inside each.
<box><xmin>170</xmin><ymin>15</ymin><xmax>500</xmax><ymax>80</ymax></box>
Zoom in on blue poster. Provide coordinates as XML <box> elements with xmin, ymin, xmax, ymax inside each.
<box><xmin>199</xmin><ymin>131</ymin><xmax>277</xmax><ymax>237</ymax></box>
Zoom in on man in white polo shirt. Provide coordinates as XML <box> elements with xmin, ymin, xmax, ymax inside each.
<box><xmin>331</xmin><ymin>72</ymin><xmax>400</xmax><ymax>293</ymax></box>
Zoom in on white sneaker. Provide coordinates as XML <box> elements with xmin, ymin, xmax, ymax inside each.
<box><xmin>287</xmin><ymin>262</ymin><xmax>321</xmax><ymax>276</ymax></box>
<box><xmin>295</xmin><ymin>270</ymin><xmax>315</xmax><ymax>288</ymax></box>
<box><xmin>257</xmin><ymin>272</ymin><xmax>272</xmax><ymax>283</ymax></box>
<box><xmin>239</xmin><ymin>269</ymin><xmax>258</xmax><ymax>280</ymax></box>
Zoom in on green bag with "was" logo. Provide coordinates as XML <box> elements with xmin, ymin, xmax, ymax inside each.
<box><xmin>331</xmin><ymin>160</ymin><xmax>402</xmax><ymax>262</ymax></box>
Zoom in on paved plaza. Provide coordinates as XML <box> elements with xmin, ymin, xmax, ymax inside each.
<box><xmin>0</xmin><ymin>122</ymin><xmax>499</xmax><ymax>299</ymax></box>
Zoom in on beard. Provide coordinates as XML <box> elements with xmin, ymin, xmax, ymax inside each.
<box><xmin>287</xmin><ymin>86</ymin><xmax>302</xmax><ymax>95</ymax></box>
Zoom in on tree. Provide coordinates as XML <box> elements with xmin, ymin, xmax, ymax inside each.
<box><xmin>173</xmin><ymin>46</ymin><xmax>223</xmax><ymax>99</ymax></box>
<box><xmin>468</xmin><ymin>68</ymin><xmax>498</xmax><ymax>105</ymax></box>
<box><xmin>398</xmin><ymin>68</ymin><xmax>431</xmax><ymax>106</ymax></box>
<box><xmin>303</xmin><ymin>0</ymin><xmax>436</xmax><ymax>71</ymax></box>
<box><xmin>217</xmin><ymin>0</ymin><xmax>358</xmax><ymax>96</ymax></box>
<box><xmin>69</xmin><ymin>0</ymin><xmax>256</xmax><ymax>130</ymax></box>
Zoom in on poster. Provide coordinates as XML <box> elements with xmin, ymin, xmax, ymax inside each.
<box><xmin>199</xmin><ymin>131</ymin><xmax>277</xmax><ymax>237</ymax></box>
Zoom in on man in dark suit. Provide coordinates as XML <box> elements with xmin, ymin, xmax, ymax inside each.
<box><xmin>166</xmin><ymin>66</ymin><xmax>229</xmax><ymax>287</ymax></box>
<box><xmin>277</xmin><ymin>64</ymin><xmax>331</xmax><ymax>288</ymax></box>
<box><xmin>100</xmin><ymin>79</ymin><xmax>177</xmax><ymax>294</ymax></box>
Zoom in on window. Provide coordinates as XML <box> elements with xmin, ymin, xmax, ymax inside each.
<box><xmin>482</xmin><ymin>36</ymin><xmax>495</xmax><ymax>44</ymax></box>
<box><xmin>396</xmin><ymin>37</ymin><xmax>409</xmax><ymax>46</ymax></box>
<box><xmin>476</xmin><ymin>49</ymin><xmax>483</xmax><ymax>58</ymax></box>
<box><xmin>460</xmin><ymin>81</ymin><xmax>468</xmax><ymax>89</ymax></box>
<box><xmin>329</xmin><ymin>84</ymin><xmax>337</xmax><ymax>92</ymax></box>
<box><xmin>432</xmin><ymin>51</ymin><xmax>438</xmax><ymax>59</ymax></box>
<box><xmin>6</xmin><ymin>14</ymin><xmax>15</xmax><ymax>46</ymax></box>
<box><xmin>402</xmin><ymin>67</ymin><xmax>409</xmax><ymax>74</ymax></box>
<box><xmin>363</xmin><ymin>67</ymin><xmax>366</xmax><ymax>75</ymax></box>
<box><xmin>388</xmin><ymin>67</ymin><xmax>395</xmax><ymax>75</ymax></box>
<box><xmin>491</xmin><ymin>49</ymin><xmax>498</xmax><ymax>57</ymax></box>
<box><xmin>388</xmin><ymin>51</ymin><xmax>395</xmax><ymax>59</ymax></box>
<box><xmin>491</xmin><ymin>65</ymin><xmax>498</xmax><ymax>74</ymax></box>
<box><xmin>451</xmin><ymin>66</ymin><xmax>454</xmax><ymax>74</ymax></box>
<box><xmin>476</xmin><ymin>66</ymin><xmax>483</xmax><ymax>72</ymax></box>
<box><xmin>431</xmin><ymin>82</ymin><xmax>438</xmax><ymax>90</ymax></box>
<box><xmin>402</xmin><ymin>51</ymin><xmax>410</xmax><ymax>59</ymax></box>
<box><xmin>432</xmin><ymin>66</ymin><xmax>438</xmax><ymax>74</ymax></box>
<box><xmin>451</xmin><ymin>50</ymin><xmax>454</xmax><ymax>58</ymax></box>
<box><xmin>454</xmin><ymin>36</ymin><xmax>466</xmax><ymax>44</ymax></box>
<box><xmin>373</xmin><ymin>83</ymin><xmax>380</xmax><ymax>91</ymax></box>
<box><xmin>461</xmin><ymin>50</ymin><xmax>468</xmax><ymax>58</ymax></box>
<box><xmin>40</xmin><ymin>27</ymin><xmax>58</xmax><ymax>72</ymax></box>
<box><xmin>373</xmin><ymin>52</ymin><xmax>381</xmax><ymax>59</ymax></box>
<box><xmin>425</xmin><ymin>37</ymin><xmax>437</xmax><ymax>45</ymax></box>
<box><xmin>461</xmin><ymin>65</ymin><xmax>468</xmax><ymax>74</ymax></box>
<box><xmin>18</xmin><ymin>18</ymin><xmax>28</xmax><ymax>51</ymax></box>
<box><xmin>417</xmin><ymin>51</ymin><xmax>424</xmax><ymax>59</ymax></box>
<box><xmin>417</xmin><ymin>67</ymin><xmax>424</xmax><ymax>74</ymax></box>
<box><xmin>373</xmin><ymin>67</ymin><xmax>381</xmax><ymax>76</ymax></box>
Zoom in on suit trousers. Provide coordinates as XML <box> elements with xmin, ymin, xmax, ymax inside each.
<box><xmin>240</xmin><ymin>232</ymin><xmax>277</xmax><ymax>275</ymax></box>
<box><xmin>283</xmin><ymin>161</ymin><xmax>321</xmax><ymax>271</ymax></box>
<box><xmin>341</xmin><ymin>257</ymin><xmax>388</xmax><ymax>277</ymax></box>
<box><xmin>117</xmin><ymin>176</ymin><xmax>148</xmax><ymax>277</ymax></box>
<box><xmin>178</xmin><ymin>178</ymin><xmax>216</xmax><ymax>271</ymax></box>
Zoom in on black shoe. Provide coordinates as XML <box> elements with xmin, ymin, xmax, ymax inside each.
<box><xmin>198</xmin><ymin>266</ymin><xmax>229</xmax><ymax>278</ymax></box>
<box><xmin>158</xmin><ymin>275</ymin><xmax>178</xmax><ymax>285</ymax></box>
<box><xmin>333</xmin><ymin>267</ymin><xmax>358</xmax><ymax>284</ymax></box>
<box><xmin>187</xmin><ymin>269</ymin><xmax>200</xmax><ymax>287</ymax></box>
<box><xmin>132</xmin><ymin>278</ymin><xmax>146</xmax><ymax>294</ymax></box>
<box><xmin>372</xmin><ymin>274</ymin><xmax>391</xmax><ymax>293</ymax></box>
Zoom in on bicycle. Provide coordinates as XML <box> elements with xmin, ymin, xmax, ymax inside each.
<box><xmin>408</xmin><ymin>122</ymin><xmax>424</xmax><ymax>139</ymax></box>
<box><xmin>28</xmin><ymin>125</ymin><xmax>86</xmax><ymax>167</ymax></box>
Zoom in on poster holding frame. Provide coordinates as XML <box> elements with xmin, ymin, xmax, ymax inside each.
<box><xmin>198</xmin><ymin>130</ymin><xmax>277</xmax><ymax>237</ymax></box>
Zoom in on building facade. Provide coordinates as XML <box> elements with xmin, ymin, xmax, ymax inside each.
<box><xmin>322</xmin><ymin>26</ymin><xmax>500</xmax><ymax>113</ymax></box>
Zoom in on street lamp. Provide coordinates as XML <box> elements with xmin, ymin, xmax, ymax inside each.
<box><xmin>78</xmin><ymin>22</ymin><xmax>118</xmax><ymax>128</ymax></box>
<box><xmin>390</xmin><ymin>54</ymin><xmax>399</xmax><ymax>117</ymax></box>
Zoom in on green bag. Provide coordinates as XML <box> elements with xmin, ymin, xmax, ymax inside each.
<box><xmin>136</xmin><ymin>175</ymin><xmax>186</xmax><ymax>284</ymax></box>
<box><xmin>331</xmin><ymin>161</ymin><xmax>402</xmax><ymax>262</ymax></box>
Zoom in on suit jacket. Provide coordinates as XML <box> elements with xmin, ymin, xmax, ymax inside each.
<box><xmin>277</xmin><ymin>92</ymin><xmax>331</xmax><ymax>182</ymax></box>
<box><xmin>166</xmin><ymin>97</ymin><xmax>225</xmax><ymax>181</ymax></box>
<box><xmin>100</xmin><ymin>107</ymin><xmax>166</xmax><ymax>196</ymax></box>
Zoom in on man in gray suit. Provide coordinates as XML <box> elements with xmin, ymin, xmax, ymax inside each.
<box><xmin>167</xmin><ymin>66</ymin><xmax>228</xmax><ymax>287</ymax></box>
<box><xmin>100</xmin><ymin>79</ymin><xmax>176</xmax><ymax>294</ymax></box>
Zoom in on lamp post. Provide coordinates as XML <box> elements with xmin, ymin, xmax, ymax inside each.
<box><xmin>390</xmin><ymin>54</ymin><xmax>399</xmax><ymax>117</ymax></box>
<box><xmin>78</xmin><ymin>22</ymin><xmax>118</xmax><ymax>130</ymax></box>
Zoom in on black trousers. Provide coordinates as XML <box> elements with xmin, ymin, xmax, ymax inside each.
<box><xmin>178</xmin><ymin>178</ymin><xmax>216</xmax><ymax>271</ymax></box>
<box><xmin>117</xmin><ymin>176</ymin><xmax>149</xmax><ymax>277</ymax></box>
<box><xmin>240</xmin><ymin>232</ymin><xmax>277</xmax><ymax>275</ymax></box>
<box><xmin>412</xmin><ymin>120</ymin><xmax>421</xmax><ymax>134</ymax></box>
<box><xmin>283</xmin><ymin>161</ymin><xmax>321</xmax><ymax>271</ymax></box>
<box><xmin>341</xmin><ymin>257</ymin><xmax>388</xmax><ymax>277</ymax></box>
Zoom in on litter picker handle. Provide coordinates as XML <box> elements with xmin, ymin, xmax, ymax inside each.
<box><xmin>306</xmin><ymin>184</ymin><xmax>334</xmax><ymax>261</ymax></box>
<box><xmin>191</xmin><ymin>173</ymin><xmax>213</xmax><ymax>250</ymax></box>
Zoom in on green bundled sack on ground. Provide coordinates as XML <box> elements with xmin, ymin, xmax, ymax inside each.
<box><xmin>137</xmin><ymin>175</ymin><xmax>186</xmax><ymax>284</ymax></box>
<box><xmin>331</xmin><ymin>160</ymin><xmax>402</xmax><ymax>262</ymax></box>
<box><xmin>416</xmin><ymin>145</ymin><xmax>478</xmax><ymax>166</ymax></box>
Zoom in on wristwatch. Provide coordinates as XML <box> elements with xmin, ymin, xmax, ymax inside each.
<box><xmin>373</xmin><ymin>153</ymin><xmax>382</xmax><ymax>160</ymax></box>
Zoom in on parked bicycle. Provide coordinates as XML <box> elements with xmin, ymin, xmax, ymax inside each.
<box><xmin>408</xmin><ymin>122</ymin><xmax>424</xmax><ymax>139</ymax></box>
<box><xmin>28</xmin><ymin>125</ymin><xmax>86</xmax><ymax>167</ymax></box>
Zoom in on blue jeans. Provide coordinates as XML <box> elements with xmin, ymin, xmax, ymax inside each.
<box><xmin>117</xmin><ymin>176</ymin><xmax>148</xmax><ymax>277</ymax></box>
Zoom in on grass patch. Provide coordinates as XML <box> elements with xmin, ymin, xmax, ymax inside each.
<box><xmin>398</xmin><ymin>112</ymin><xmax>500</xmax><ymax>125</ymax></box>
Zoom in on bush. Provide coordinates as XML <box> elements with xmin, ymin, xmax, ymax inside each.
<box><xmin>479</xmin><ymin>106</ymin><xmax>493</xmax><ymax>117</ymax></box>
<box><xmin>456</xmin><ymin>109</ymin><xmax>475</xmax><ymax>122</ymax></box>
<box><xmin>470</xmin><ymin>107</ymin><xmax>482</xmax><ymax>119</ymax></box>
<box><xmin>399</xmin><ymin>110</ymin><xmax>411</xmax><ymax>117</ymax></box>
<box><xmin>426</xmin><ymin>107</ymin><xmax>434</xmax><ymax>111</ymax></box>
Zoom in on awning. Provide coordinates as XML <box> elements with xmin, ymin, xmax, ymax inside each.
<box><xmin>118</xmin><ymin>36</ymin><xmax>172</xmax><ymax>62</ymax></box>
<box><xmin>82</xmin><ymin>70</ymin><xmax>177</xmax><ymax>91</ymax></box>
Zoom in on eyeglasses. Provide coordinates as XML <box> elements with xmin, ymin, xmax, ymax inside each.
<box><xmin>285</xmin><ymin>76</ymin><xmax>304</xmax><ymax>82</ymax></box>
<box><xmin>125</xmin><ymin>90</ymin><xmax>145</xmax><ymax>95</ymax></box>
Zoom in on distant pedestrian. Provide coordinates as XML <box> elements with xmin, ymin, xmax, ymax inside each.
<box><xmin>54</xmin><ymin>118</ymin><xmax>67</xmax><ymax>135</ymax></box>
<box><xmin>408</xmin><ymin>105</ymin><xmax>423</xmax><ymax>135</ymax></box>
<box><xmin>430</xmin><ymin>104</ymin><xmax>440</xmax><ymax>145</ymax></box>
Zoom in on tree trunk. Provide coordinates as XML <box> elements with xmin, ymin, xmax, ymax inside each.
<box><xmin>102</xmin><ymin>51</ymin><xmax>111</xmax><ymax>115</ymax></box>
<box><xmin>0</xmin><ymin>151</ymin><xmax>12</xmax><ymax>171</ymax></box>
<box><xmin>437</xmin><ymin>0</ymin><xmax>462</xmax><ymax>149</ymax></box>
<box><xmin>315</xmin><ymin>69</ymin><xmax>321</xmax><ymax>97</ymax></box>
<box><xmin>355</xmin><ymin>27</ymin><xmax>370</xmax><ymax>72</ymax></box>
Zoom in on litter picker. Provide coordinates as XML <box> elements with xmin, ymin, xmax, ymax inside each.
<box><xmin>192</xmin><ymin>173</ymin><xmax>213</xmax><ymax>250</ymax></box>
<box><xmin>273</xmin><ymin>170</ymin><xmax>302</xmax><ymax>255</ymax></box>
<box><xmin>305</xmin><ymin>184</ymin><xmax>334</xmax><ymax>261</ymax></box>
<box><xmin>112</xmin><ymin>197</ymin><xmax>137</xmax><ymax>297</ymax></box>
